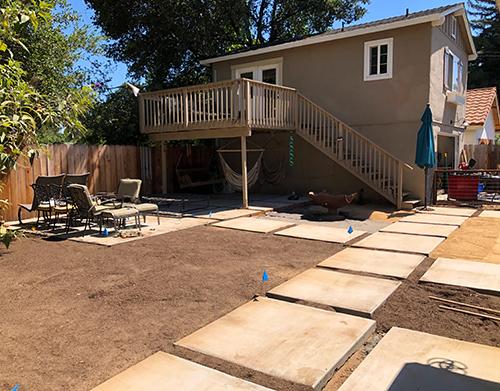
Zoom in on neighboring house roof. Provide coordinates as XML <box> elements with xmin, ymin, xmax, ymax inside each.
<box><xmin>466</xmin><ymin>87</ymin><xmax>500</xmax><ymax>131</ymax></box>
<box><xmin>201</xmin><ymin>3</ymin><xmax>476</xmax><ymax>66</ymax></box>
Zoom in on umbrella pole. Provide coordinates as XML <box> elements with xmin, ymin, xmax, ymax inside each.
<box><xmin>424</xmin><ymin>167</ymin><xmax>428</xmax><ymax>208</ymax></box>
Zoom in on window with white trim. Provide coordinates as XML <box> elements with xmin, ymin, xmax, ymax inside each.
<box><xmin>444</xmin><ymin>49</ymin><xmax>464</xmax><ymax>93</ymax></box>
<box><xmin>364</xmin><ymin>38</ymin><xmax>393</xmax><ymax>81</ymax></box>
<box><xmin>450</xmin><ymin>15</ymin><xmax>457</xmax><ymax>39</ymax></box>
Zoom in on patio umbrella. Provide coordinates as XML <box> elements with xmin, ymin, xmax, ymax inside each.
<box><xmin>415</xmin><ymin>104</ymin><xmax>436</xmax><ymax>209</ymax></box>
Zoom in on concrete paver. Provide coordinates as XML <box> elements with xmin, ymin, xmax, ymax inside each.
<box><xmin>420</xmin><ymin>257</ymin><xmax>500</xmax><ymax>296</ymax></box>
<box><xmin>338</xmin><ymin>327</ymin><xmax>500</xmax><ymax>391</ymax></box>
<box><xmin>274</xmin><ymin>224</ymin><xmax>366</xmax><ymax>244</ymax></box>
<box><xmin>380</xmin><ymin>221</ymin><xmax>458</xmax><ymax>238</ymax></box>
<box><xmin>318</xmin><ymin>248</ymin><xmax>425</xmax><ymax>279</ymax></box>
<box><xmin>175</xmin><ymin>297</ymin><xmax>375</xmax><ymax>390</ymax></box>
<box><xmin>479</xmin><ymin>210</ymin><xmax>500</xmax><ymax>219</ymax></box>
<box><xmin>352</xmin><ymin>232</ymin><xmax>444</xmax><ymax>255</ymax></box>
<box><xmin>417</xmin><ymin>206</ymin><xmax>476</xmax><ymax>217</ymax></box>
<box><xmin>399</xmin><ymin>213</ymin><xmax>468</xmax><ymax>226</ymax></box>
<box><xmin>213</xmin><ymin>217</ymin><xmax>294</xmax><ymax>233</ymax></box>
<box><xmin>90</xmin><ymin>352</ymin><xmax>277</xmax><ymax>391</ymax></box>
<box><xmin>267</xmin><ymin>268</ymin><xmax>401</xmax><ymax>318</ymax></box>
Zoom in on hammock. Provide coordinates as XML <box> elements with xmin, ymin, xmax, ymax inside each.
<box><xmin>262</xmin><ymin>136</ymin><xmax>287</xmax><ymax>186</ymax></box>
<box><xmin>217</xmin><ymin>140</ymin><xmax>264</xmax><ymax>192</ymax></box>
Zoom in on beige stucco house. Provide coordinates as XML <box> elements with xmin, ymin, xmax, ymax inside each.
<box><xmin>139</xmin><ymin>3</ymin><xmax>477</xmax><ymax>209</ymax></box>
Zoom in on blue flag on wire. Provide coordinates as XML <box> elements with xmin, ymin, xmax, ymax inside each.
<box><xmin>103</xmin><ymin>227</ymin><xmax>108</xmax><ymax>236</ymax></box>
<box><xmin>347</xmin><ymin>226</ymin><xmax>353</xmax><ymax>234</ymax></box>
<box><xmin>262</xmin><ymin>269</ymin><xmax>269</xmax><ymax>282</ymax></box>
<box><xmin>13</xmin><ymin>384</ymin><xmax>19</xmax><ymax>391</ymax></box>
<box><xmin>209</xmin><ymin>211</ymin><xmax>212</xmax><ymax>218</ymax></box>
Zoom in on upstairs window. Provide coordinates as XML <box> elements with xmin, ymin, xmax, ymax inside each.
<box><xmin>451</xmin><ymin>15</ymin><xmax>457</xmax><ymax>39</ymax></box>
<box><xmin>444</xmin><ymin>49</ymin><xmax>464</xmax><ymax>93</ymax></box>
<box><xmin>364</xmin><ymin>38</ymin><xmax>393</xmax><ymax>81</ymax></box>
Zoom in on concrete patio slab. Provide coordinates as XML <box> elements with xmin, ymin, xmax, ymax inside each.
<box><xmin>338</xmin><ymin>327</ymin><xmax>500</xmax><ymax>391</ymax></box>
<box><xmin>90</xmin><ymin>352</ymin><xmax>276</xmax><ymax>391</ymax></box>
<box><xmin>175</xmin><ymin>297</ymin><xmax>375</xmax><ymax>390</ymax></box>
<box><xmin>274</xmin><ymin>224</ymin><xmax>366</xmax><ymax>244</ymax></box>
<box><xmin>380</xmin><ymin>221</ymin><xmax>458</xmax><ymax>238</ymax></box>
<box><xmin>267</xmin><ymin>268</ymin><xmax>400</xmax><ymax>318</ymax></box>
<box><xmin>399</xmin><ymin>213</ymin><xmax>468</xmax><ymax>226</ymax></box>
<box><xmin>352</xmin><ymin>232</ymin><xmax>444</xmax><ymax>255</ymax></box>
<box><xmin>186</xmin><ymin>208</ymin><xmax>265</xmax><ymax>220</ymax></box>
<box><xmin>417</xmin><ymin>206</ymin><xmax>476</xmax><ymax>217</ymax></box>
<box><xmin>213</xmin><ymin>217</ymin><xmax>294</xmax><ymax>233</ymax></box>
<box><xmin>420</xmin><ymin>257</ymin><xmax>500</xmax><ymax>296</ymax></box>
<box><xmin>479</xmin><ymin>210</ymin><xmax>500</xmax><ymax>219</ymax></box>
<box><xmin>318</xmin><ymin>248</ymin><xmax>425</xmax><ymax>279</ymax></box>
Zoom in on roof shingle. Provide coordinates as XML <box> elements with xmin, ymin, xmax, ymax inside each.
<box><xmin>466</xmin><ymin>87</ymin><xmax>499</xmax><ymax>126</ymax></box>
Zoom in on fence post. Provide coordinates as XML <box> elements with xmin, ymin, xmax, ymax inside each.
<box><xmin>245</xmin><ymin>80</ymin><xmax>251</xmax><ymax>126</ymax></box>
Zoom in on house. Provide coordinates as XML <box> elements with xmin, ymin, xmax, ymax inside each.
<box><xmin>464</xmin><ymin>87</ymin><xmax>500</xmax><ymax>145</ymax></box>
<box><xmin>139</xmin><ymin>3</ymin><xmax>477</xmax><ymax>209</ymax></box>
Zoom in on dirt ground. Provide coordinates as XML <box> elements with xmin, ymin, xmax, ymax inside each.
<box><xmin>1</xmin><ymin>215</ymin><xmax>500</xmax><ymax>391</ymax></box>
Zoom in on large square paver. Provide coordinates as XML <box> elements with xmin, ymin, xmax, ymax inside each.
<box><xmin>418</xmin><ymin>206</ymin><xmax>476</xmax><ymax>217</ymax></box>
<box><xmin>352</xmin><ymin>232</ymin><xmax>444</xmax><ymax>255</ymax></box>
<box><xmin>267</xmin><ymin>268</ymin><xmax>400</xmax><ymax>318</ymax></box>
<box><xmin>318</xmin><ymin>248</ymin><xmax>425</xmax><ymax>279</ymax></box>
<box><xmin>420</xmin><ymin>257</ymin><xmax>500</xmax><ymax>296</ymax></box>
<box><xmin>175</xmin><ymin>297</ymin><xmax>375</xmax><ymax>390</ymax></box>
<box><xmin>213</xmin><ymin>217</ymin><xmax>294</xmax><ymax>233</ymax></box>
<box><xmin>274</xmin><ymin>224</ymin><xmax>366</xmax><ymax>244</ymax></box>
<box><xmin>338</xmin><ymin>327</ymin><xmax>500</xmax><ymax>391</ymax></box>
<box><xmin>399</xmin><ymin>213</ymin><xmax>468</xmax><ymax>226</ymax></box>
<box><xmin>380</xmin><ymin>221</ymin><xmax>458</xmax><ymax>238</ymax></box>
<box><xmin>90</xmin><ymin>352</ymin><xmax>276</xmax><ymax>391</ymax></box>
<box><xmin>479</xmin><ymin>210</ymin><xmax>500</xmax><ymax>219</ymax></box>
<box><xmin>187</xmin><ymin>208</ymin><xmax>262</xmax><ymax>220</ymax></box>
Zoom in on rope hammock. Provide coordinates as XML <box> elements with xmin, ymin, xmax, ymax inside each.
<box><xmin>262</xmin><ymin>135</ymin><xmax>287</xmax><ymax>186</ymax></box>
<box><xmin>217</xmin><ymin>139</ymin><xmax>264</xmax><ymax>192</ymax></box>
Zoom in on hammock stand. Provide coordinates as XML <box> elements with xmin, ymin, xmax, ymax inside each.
<box><xmin>217</xmin><ymin>139</ymin><xmax>264</xmax><ymax>198</ymax></box>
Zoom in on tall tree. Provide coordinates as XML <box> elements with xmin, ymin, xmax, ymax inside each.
<box><xmin>84</xmin><ymin>0</ymin><xmax>369</xmax><ymax>89</ymax></box>
<box><xmin>468</xmin><ymin>0</ymin><xmax>500</xmax><ymax>94</ymax></box>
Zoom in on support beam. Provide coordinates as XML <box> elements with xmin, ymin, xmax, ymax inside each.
<box><xmin>161</xmin><ymin>141</ymin><xmax>168</xmax><ymax>194</ymax></box>
<box><xmin>148</xmin><ymin>127</ymin><xmax>251</xmax><ymax>142</ymax></box>
<box><xmin>241</xmin><ymin>136</ymin><xmax>248</xmax><ymax>208</ymax></box>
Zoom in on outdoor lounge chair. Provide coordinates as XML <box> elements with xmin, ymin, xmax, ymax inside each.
<box><xmin>103</xmin><ymin>178</ymin><xmax>160</xmax><ymax>224</ymax></box>
<box><xmin>63</xmin><ymin>172</ymin><xmax>90</xmax><ymax>199</ymax></box>
<box><xmin>66</xmin><ymin>184</ymin><xmax>114</xmax><ymax>235</ymax></box>
<box><xmin>18</xmin><ymin>174</ymin><xmax>65</xmax><ymax>225</ymax></box>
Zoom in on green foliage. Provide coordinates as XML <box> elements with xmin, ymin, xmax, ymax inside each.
<box><xmin>468</xmin><ymin>0</ymin><xmax>500</xmax><ymax>94</ymax></box>
<box><xmin>84</xmin><ymin>0</ymin><xmax>369</xmax><ymax>89</ymax></box>
<box><xmin>80</xmin><ymin>84</ymin><xmax>148</xmax><ymax>145</ymax></box>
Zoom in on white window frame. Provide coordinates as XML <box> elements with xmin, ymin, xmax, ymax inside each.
<box><xmin>450</xmin><ymin>15</ymin><xmax>457</xmax><ymax>39</ymax></box>
<box><xmin>444</xmin><ymin>48</ymin><xmax>464</xmax><ymax>93</ymax></box>
<box><xmin>231</xmin><ymin>58</ymin><xmax>283</xmax><ymax>85</ymax></box>
<box><xmin>363</xmin><ymin>38</ymin><xmax>393</xmax><ymax>81</ymax></box>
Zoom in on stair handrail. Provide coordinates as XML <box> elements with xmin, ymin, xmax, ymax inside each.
<box><xmin>297</xmin><ymin>93</ymin><xmax>413</xmax><ymax>171</ymax></box>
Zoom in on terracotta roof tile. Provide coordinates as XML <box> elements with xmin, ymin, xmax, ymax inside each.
<box><xmin>466</xmin><ymin>87</ymin><xmax>498</xmax><ymax>126</ymax></box>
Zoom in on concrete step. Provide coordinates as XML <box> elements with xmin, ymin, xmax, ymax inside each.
<box><xmin>402</xmin><ymin>198</ymin><xmax>421</xmax><ymax>210</ymax></box>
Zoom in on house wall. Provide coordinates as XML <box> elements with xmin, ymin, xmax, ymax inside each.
<box><xmin>212</xmin><ymin>21</ymin><xmax>466</xmax><ymax>202</ymax></box>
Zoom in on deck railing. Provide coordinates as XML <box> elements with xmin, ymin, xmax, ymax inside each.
<box><xmin>140</xmin><ymin>79</ymin><xmax>412</xmax><ymax>208</ymax></box>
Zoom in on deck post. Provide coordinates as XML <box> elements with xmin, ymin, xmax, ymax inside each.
<box><xmin>241</xmin><ymin>136</ymin><xmax>249</xmax><ymax>208</ymax></box>
<box><xmin>162</xmin><ymin>141</ymin><xmax>168</xmax><ymax>194</ymax></box>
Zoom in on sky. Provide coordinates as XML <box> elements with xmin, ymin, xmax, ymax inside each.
<box><xmin>67</xmin><ymin>0</ymin><xmax>466</xmax><ymax>88</ymax></box>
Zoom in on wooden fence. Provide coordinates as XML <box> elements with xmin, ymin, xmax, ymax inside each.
<box><xmin>1</xmin><ymin>143</ymin><xmax>217</xmax><ymax>223</ymax></box>
<box><xmin>463</xmin><ymin>144</ymin><xmax>500</xmax><ymax>169</ymax></box>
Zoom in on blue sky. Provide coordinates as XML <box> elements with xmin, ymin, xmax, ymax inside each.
<box><xmin>67</xmin><ymin>0</ymin><xmax>464</xmax><ymax>87</ymax></box>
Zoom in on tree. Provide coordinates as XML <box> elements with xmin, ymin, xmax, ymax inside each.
<box><xmin>80</xmin><ymin>84</ymin><xmax>147</xmax><ymax>145</ymax></box>
<box><xmin>84</xmin><ymin>0</ymin><xmax>369</xmax><ymax>89</ymax></box>
<box><xmin>0</xmin><ymin>0</ymin><xmax>98</xmax><ymax>247</ymax></box>
<box><xmin>468</xmin><ymin>0</ymin><xmax>500</xmax><ymax>94</ymax></box>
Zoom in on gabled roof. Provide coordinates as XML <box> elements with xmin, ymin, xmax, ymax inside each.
<box><xmin>201</xmin><ymin>3</ymin><xmax>476</xmax><ymax>66</ymax></box>
<box><xmin>466</xmin><ymin>87</ymin><xmax>500</xmax><ymax>130</ymax></box>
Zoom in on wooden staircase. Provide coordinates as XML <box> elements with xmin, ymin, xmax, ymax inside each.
<box><xmin>295</xmin><ymin>94</ymin><xmax>415</xmax><ymax>209</ymax></box>
<box><xmin>139</xmin><ymin>79</ymin><xmax>417</xmax><ymax>209</ymax></box>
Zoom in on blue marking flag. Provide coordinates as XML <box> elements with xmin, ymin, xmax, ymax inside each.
<box><xmin>209</xmin><ymin>211</ymin><xmax>212</xmax><ymax>218</ymax></box>
<box><xmin>13</xmin><ymin>384</ymin><xmax>19</xmax><ymax>391</ymax></box>
<box><xmin>347</xmin><ymin>226</ymin><xmax>353</xmax><ymax>234</ymax></box>
<box><xmin>103</xmin><ymin>227</ymin><xmax>108</xmax><ymax>236</ymax></box>
<box><xmin>262</xmin><ymin>269</ymin><xmax>269</xmax><ymax>282</ymax></box>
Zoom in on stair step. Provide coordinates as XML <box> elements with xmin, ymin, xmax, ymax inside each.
<box><xmin>402</xmin><ymin>198</ymin><xmax>421</xmax><ymax>210</ymax></box>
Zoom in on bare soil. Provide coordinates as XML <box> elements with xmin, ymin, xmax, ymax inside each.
<box><xmin>1</xmin><ymin>221</ymin><xmax>499</xmax><ymax>391</ymax></box>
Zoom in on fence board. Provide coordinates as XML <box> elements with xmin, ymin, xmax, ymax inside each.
<box><xmin>464</xmin><ymin>144</ymin><xmax>500</xmax><ymax>169</ymax></box>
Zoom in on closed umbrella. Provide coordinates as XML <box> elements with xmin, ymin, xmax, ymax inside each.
<box><xmin>415</xmin><ymin>104</ymin><xmax>436</xmax><ymax>209</ymax></box>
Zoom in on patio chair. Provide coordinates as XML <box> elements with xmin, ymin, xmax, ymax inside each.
<box><xmin>103</xmin><ymin>178</ymin><xmax>160</xmax><ymax>224</ymax></box>
<box><xmin>63</xmin><ymin>172</ymin><xmax>90</xmax><ymax>199</ymax></box>
<box><xmin>18</xmin><ymin>174</ymin><xmax>65</xmax><ymax>224</ymax></box>
<box><xmin>66</xmin><ymin>184</ymin><xmax>114</xmax><ymax>235</ymax></box>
